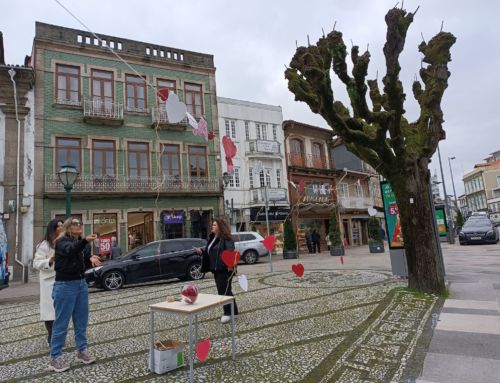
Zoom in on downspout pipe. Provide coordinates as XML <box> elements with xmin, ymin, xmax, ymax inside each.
<box><xmin>8</xmin><ymin>68</ymin><xmax>25</xmax><ymax>282</ymax></box>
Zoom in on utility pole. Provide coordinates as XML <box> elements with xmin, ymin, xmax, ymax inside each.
<box><xmin>263</xmin><ymin>184</ymin><xmax>273</xmax><ymax>272</ymax></box>
<box><xmin>448</xmin><ymin>156</ymin><xmax>458</xmax><ymax>208</ymax></box>
<box><xmin>437</xmin><ymin>144</ymin><xmax>455</xmax><ymax>244</ymax></box>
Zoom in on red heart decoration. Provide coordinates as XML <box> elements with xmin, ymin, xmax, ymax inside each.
<box><xmin>292</xmin><ymin>263</ymin><xmax>304</xmax><ymax>278</ymax></box>
<box><xmin>221</xmin><ymin>250</ymin><xmax>240</xmax><ymax>268</ymax></box>
<box><xmin>196</xmin><ymin>338</ymin><xmax>211</xmax><ymax>362</ymax></box>
<box><xmin>208</xmin><ymin>131</ymin><xmax>215</xmax><ymax>140</ymax></box>
<box><xmin>158</xmin><ymin>88</ymin><xmax>169</xmax><ymax>101</ymax></box>
<box><xmin>261</xmin><ymin>235</ymin><xmax>276</xmax><ymax>252</ymax></box>
<box><xmin>298</xmin><ymin>180</ymin><xmax>306</xmax><ymax>194</ymax></box>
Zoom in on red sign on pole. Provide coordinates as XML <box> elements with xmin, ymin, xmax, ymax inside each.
<box><xmin>99</xmin><ymin>236</ymin><xmax>112</xmax><ymax>255</ymax></box>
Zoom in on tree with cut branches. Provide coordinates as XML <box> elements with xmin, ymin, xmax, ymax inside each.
<box><xmin>285</xmin><ymin>6</ymin><xmax>456</xmax><ymax>293</ymax></box>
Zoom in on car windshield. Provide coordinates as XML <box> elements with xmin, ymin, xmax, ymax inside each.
<box><xmin>463</xmin><ymin>221</ymin><xmax>491</xmax><ymax>230</ymax></box>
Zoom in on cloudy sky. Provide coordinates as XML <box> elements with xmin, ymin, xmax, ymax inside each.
<box><xmin>2</xmin><ymin>0</ymin><xmax>498</xmax><ymax>197</ymax></box>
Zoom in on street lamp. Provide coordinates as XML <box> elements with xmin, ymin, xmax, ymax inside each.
<box><xmin>58</xmin><ymin>165</ymin><xmax>79</xmax><ymax>218</ymax></box>
<box><xmin>437</xmin><ymin>145</ymin><xmax>455</xmax><ymax>244</ymax></box>
<box><xmin>448</xmin><ymin>156</ymin><xmax>458</xmax><ymax>208</ymax></box>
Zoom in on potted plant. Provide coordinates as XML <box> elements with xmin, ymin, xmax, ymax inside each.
<box><xmin>282</xmin><ymin>218</ymin><xmax>298</xmax><ymax>259</ymax></box>
<box><xmin>368</xmin><ymin>217</ymin><xmax>385</xmax><ymax>253</ymax></box>
<box><xmin>328</xmin><ymin>210</ymin><xmax>344</xmax><ymax>256</ymax></box>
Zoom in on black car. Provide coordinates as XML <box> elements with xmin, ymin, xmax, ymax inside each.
<box><xmin>459</xmin><ymin>219</ymin><xmax>499</xmax><ymax>245</ymax></box>
<box><xmin>85</xmin><ymin>238</ymin><xmax>206</xmax><ymax>290</ymax></box>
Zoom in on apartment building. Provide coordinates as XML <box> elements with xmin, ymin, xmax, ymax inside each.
<box><xmin>33</xmin><ymin>22</ymin><xmax>223</xmax><ymax>250</ymax></box>
<box><xmin>0</xmin><ymin>32</ymin><xmax>35</xmax><ymax>281</ymax></box>
<box><xmin>462</xmin><ymin>156</ymin><xmax>500</xmax><ymax>214</ymax></box>
<box><xmin>217</xmin><ymin>97</ymin><xmax>289</xmax><ymax>236</ymax></box>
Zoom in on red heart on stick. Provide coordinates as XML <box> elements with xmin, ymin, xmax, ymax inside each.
<box><xmin>221</xmin><ymin>250</ymin><xmax>240</xmax><ymax>268</ymax></box>
<box><xmin>261</xmin><ymin>235</ymin><xmax>276</xmax><ymax>252</ymax></box>
<box><xmin>196</xmin><ymin>338</ymin><xmax>211</xmax><ymax>362</ymax></box>
<box><xmin>292</xmin><ymin>263</ymin><xmax>304</xmax><ymax>278</ymax></box>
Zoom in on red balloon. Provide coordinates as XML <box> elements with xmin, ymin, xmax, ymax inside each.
<box><xmin>221</xmin><ymin>250</ymin><xmax>240</xmax><ymax>268</ymax></box>
<box><xmin>181</xmin><ymin>284</ymin><xmax>199</xmax><ymax>304</ymax></box>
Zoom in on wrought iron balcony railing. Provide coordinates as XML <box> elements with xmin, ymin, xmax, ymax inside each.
<box><xmin>287</xmin><ymin>153</ymin><xmax>333</xmax><ymax>170</ymax></box>
<box><xmin>84</xmin><ymin>99</ymin><xmax>123</xmax><ymax>120</ymax></box>
<box><xmin>45</xmin><ymin>174</ymin><xmax>221</xmax><ymax>194</ymax></box>
<box><xmin>151</xmin><ymin>107</ymin><xmax>188</xmax><ymax>128</ymax></box>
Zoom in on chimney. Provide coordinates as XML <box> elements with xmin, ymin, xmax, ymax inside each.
<box><xmin>0</xmin><ymin>32</ymin><xmax>5</xmax><ymax>65</ymax></box>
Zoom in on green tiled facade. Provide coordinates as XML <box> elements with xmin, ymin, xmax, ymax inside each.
<box><xmin>34</xmin><ymin>22</ymin><xmax>223</xmax><ymax>250</ymax></box>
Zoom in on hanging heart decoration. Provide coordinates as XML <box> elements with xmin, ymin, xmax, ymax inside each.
<box><xmin>292</xmin><ymin>263</ymin><xmax>304</xmax><ymax>278</ymax></box>
<box><xmin>222</xmin><ymin>136</ymin><xmax>237</xmax><ymax>174</ymax></box>
<box><xmin>165</xmin><ymin>92</ymin><xmax>187</xmax><ymax>123</ymax></box>
<box><xmin>261</xmin><ymin>235</ymin><xmax>276</xmax><ymax>252</ymax></box>
<box><xmin>157</xmin><ymin>88</ymin><xmax>169</xmax><ymax>101</ymax></box>
<box><xmin>196</xmin><ymin>338</ymin><xmax>211</xmax><ymax>362</ymax></box>
<box><xmin>207</xmin><ymin>131</ymin><xmax>215</xmax><ymax>140</ymax></box>
<box><xmin>238</xmin><ymin>274</ymin><xmax>248</xmax><ymax>291</ymax></box>
<box><xmin>221</xmin><ymin>250</ymin><xmax>240</xmax><ymax>268</ymax></box>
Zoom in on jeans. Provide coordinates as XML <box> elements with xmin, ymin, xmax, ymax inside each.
<box><xmin>50</xmin><ymin>279</ymin><xmax>89</xmax><ymax>359</ymax></box>
<box><xmin>214</xmin><ymin>270</ymin><xmax>239</xmax><ymax>316</ymax></box>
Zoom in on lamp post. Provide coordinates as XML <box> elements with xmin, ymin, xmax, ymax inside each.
<box><xmin>448</xmin><ymin>156</ymin><xmax>458</xmax><ymax>209</ymax></box>
<box><xmin>57</xmin><ymin>165</ymin><xmax>79</xmax><ymax>218</ymax></box>
<box><xmin>437</xmin><ymin>145</ymin><xmax>455</xmax><ymax>244</ymax></box>
<box><xmin>222</xmin><ymin>172</ymin><xmax>231</xmax><ymax>218</ymax></box>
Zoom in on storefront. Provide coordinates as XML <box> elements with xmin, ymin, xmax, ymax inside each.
<box><xmin>127</xmin><ymin>211</ymin><xmax>154</xmax><ymax>250</ymax></box>
<box><xmin>249</xmin><ymin>206</ymin><xmax>290</xmax><ymax>251</ymax></box>
<box><xmin>161</xmin><ymin>210</ymin><xmax>185</xmax><ymax>239</ymax></box>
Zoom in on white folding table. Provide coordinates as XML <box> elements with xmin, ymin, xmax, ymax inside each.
<box><xmin>149</xmin><ymin>293</ymin><xmax>236</xmax><ymax>382</ymax></box>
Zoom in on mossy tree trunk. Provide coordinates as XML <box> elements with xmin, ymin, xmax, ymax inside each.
<box><xmin>285</xmin><ymin>7</ymin><xmax>455</xmax><ymax>293</ymax></box>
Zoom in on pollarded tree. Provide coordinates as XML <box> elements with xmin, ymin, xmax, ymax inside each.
<box><xmin>285</xmin><ymin>7</ymin><xmax>456</xmax><ymax>293</ymax></box>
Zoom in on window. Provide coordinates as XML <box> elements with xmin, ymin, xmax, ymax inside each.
<box><xmin>259</xmin><ymin>170</ymin><xmax>265</xmax><ymax>187</ymax></box>
<box><xmin>289</xmin><ymin>139</ymin><xmax>304</xmax><ymax>166</ymax></box>
<box><xmin>261</xmin><ymin>124</ymin><xmax>267</xmax><ymax>140</ymax></box>
<box><xmin>184</xmin><ymin>83</ymin><xmax>203</xmax><ymax>116</ymax></box>
<box><xmin>497</xmin><ymin>176</ymin><xmax>500</xmax><ymax>187</ymax></box>
<box><xmin>249</xmin><ymin>167</ymin><xmax>254</xmax><ymax>188</ymax></box>
<box><xmin>234</xmin><ymin>168</ymin><xmax>240</xmax><ymax>188</ymax></box>
<box><xmin>56</xmin><ymin>64</ymin><xmax>80</xmax><ymax>105</ymax></box>
<box><xmin>272</xmin><ymin>124</ymin><xmax>277</xmax><ymax>141</ymax></box>
<box><xmin>340</xmin><ymin>182</ymin><xmax>349</xmax><ymax>198</ymax></box>
<box><xmin>265</xmin><ymin>169</ymin><xmax>271</xmax><ymax>186</ymax></box>
<box><xmin>126</xmin><ymin>75</ymin><xmax>147</xmax><ymax>112</ymax></box>
<box><xmin>256</xmin><ymin>123</ymin><xmax>262</xmax><ymax>140</ymax></box>
<box><xmin>127</xmin><ymin>142</ymin><xmax>149</xmax><ymax>178</ymax></box>
<box><xmin>92</xmin><ymin>140</ymin><xmax>115</xmax><ymax>176</ymax></box>
<box><xmin>276</xmin><ymin>169</ymin><xmax>281</xmax><ymax>188</ymax></box>
<box><xmin>188</xmin><ymin>146</ymin><xmax>207</xmax><ymax>177</ymax></box>
<box><xmin>355</xmin><ymin>181</ymin><xmax>363</xmax><ymax>198</ymax></box>
<box><xmin>93</xmin><ymin>213</ymin><xmax>117</xmax><ymax>243</ymax></box>
<box><xmin>312</xmin><ymin>142</ymin><xmax>324</xmax><ymax>167</ymax></box>
<box><xmin>225</xmin><ymin>120</ymin><xmax>236</xmax><ymax>139</ymax></box>
<box><xmin>91</xmin><ymin>69</ymin><xmax>113</xmax><ymax>112</ymax></box>
<box><xmin>157</xmin><ymin>79</ymin><xmax>176</xmax><ymax>105</ymax></box>
<box><xmin>55</xmin><ymin>137</ymin><xmax>81</xmax><ymax>171</ymax></box>
<box><xmin>160</xmin><ymin>144</ymin><xmax>180</xmax><ymax>177</ymax></box>
<box><xmin>245</xmin><ymin>121</ymin><xmax>250</xmax><ymax>140</ymax></box>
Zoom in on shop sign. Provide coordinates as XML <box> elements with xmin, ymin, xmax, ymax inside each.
<box><xmin>93</xmin><ymin>217</ymin><xmax>116</xmax><ymax>225</ymax></box>
<box><xmin>250</xmin><ymin>207</ymin><xmax>290</xmax><ymax>222</ymax></box>
<box><xmin>381</xmin><ymin>181</ymin><xmax>404</xmax><ymax>249</ymax></box>
<box><xmin>163</xmin><ymin>211</ymin><xmax>184</xmax><ymax>224</ymax></box>
<box><xmin>435</xmin><ymin>205</ymin><xmax>448</xmax><ymax>237</ymax></box>
<box><xmin>267</xmin><ymin>188</ymin><xmax>287</xmax><ymax>201</ymax></box>
<box><xmin>256</xmin><ymin>140</ymin><xmax>279</xmax><ymax>154</ymax></box>
<box><xmin>98</xmin><ymin>235</ymin><xmax>112</xmax><ymax>255</ymax></box>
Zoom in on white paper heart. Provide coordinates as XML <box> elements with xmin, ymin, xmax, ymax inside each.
<box><xmin>368</xmin><ymin>206</ymin><xmax>377</xmax><ymax>217</ymax></box>
<box><xmin>165</xmin><ymin>92</ymin><xmax>187</xmax><ymax>123</ymax></box>
<box><xmin>238</xmin><ymin>275</ymin><xmax>248</xmax><ymax>291</ymax></box>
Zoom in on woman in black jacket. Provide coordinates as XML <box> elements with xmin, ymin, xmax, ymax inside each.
<box><xmin>48</xmin><ymin>217</ymin><xmax>101</xmax><ymax>373</ymax></box>
<box><xmin>194</xmin><ymin>217</ymin><xmax>239</xmax><ymax>323</ymax></box>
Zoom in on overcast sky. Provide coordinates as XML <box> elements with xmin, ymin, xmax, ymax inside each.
<box><xmin>2</xmin><ymin>0</ymin><xmax>498</xmax><ymax>197</ymax></box>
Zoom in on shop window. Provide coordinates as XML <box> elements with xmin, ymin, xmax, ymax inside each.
<box><xmin>93</xmin><ymin>213</ymin><xmax>118</xmax><ymax>258</ymax></box>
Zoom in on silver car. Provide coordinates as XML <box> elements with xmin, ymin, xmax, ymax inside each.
<box><xmin>232</xmin><ymin>231</ymin><xmax>269</xmax><ymax>264</ymax></box>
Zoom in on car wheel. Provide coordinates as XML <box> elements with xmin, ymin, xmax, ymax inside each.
<box><xmin>243</xmin><ymin>250</ymin><xmax>258</xmax><ymax>264</ymax></box>
<box><xmin>102</xmin><ymin>270</ymin><xmax>124</xmax><ymax>291</ymax></box>
<box><xmin>187</xmin><ymin>262</ymin><xmax>204</xmax><ymax>280</ymax></box>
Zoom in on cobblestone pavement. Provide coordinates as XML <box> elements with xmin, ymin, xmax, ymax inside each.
<box><xmin>0</xmin><ymin>269</ymin><xmax>440</xmax><ymax>382</ymax></box>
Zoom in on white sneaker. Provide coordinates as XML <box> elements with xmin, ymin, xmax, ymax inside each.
<box><xmin>220</xmin><ymin>315</ymin><xmax>238</xmax><ymax>324</ymax></box>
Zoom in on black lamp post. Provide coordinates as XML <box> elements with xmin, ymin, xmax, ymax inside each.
<box><xmin>58</xmin><ymin>165</ymin><xmax>79</xmax><ymax>218</ymax></box>
<box><xmin>222</xmin><ymin>172</ymin><xmax>231</xmax><ymax>217</ymax></box>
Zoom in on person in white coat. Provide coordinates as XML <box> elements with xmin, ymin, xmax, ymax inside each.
<box><xmin>33</xmin><ymin>218</ymin><xmax>63</xmax><ymax>346</ymax></box>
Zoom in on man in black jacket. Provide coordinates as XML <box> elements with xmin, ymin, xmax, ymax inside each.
<box><xmin>49</xmin><ymin>218</ymin><xmax>101</xmax><ymax>373</ymax></box>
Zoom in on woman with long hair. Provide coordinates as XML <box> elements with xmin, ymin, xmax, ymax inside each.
<box><xmin>194</xmin><ymin>217</ymin><xmax>239</xmax><ymax>323</ymax></box>
<box><xmin>48</xmin><ymin>217</ymin><xmax>101</xmax><ymax>373</ymax></box>
<box><xmin>33</xmin><ymin>218</ymin><xmax>64</xmax><ymax>346</ymax></box>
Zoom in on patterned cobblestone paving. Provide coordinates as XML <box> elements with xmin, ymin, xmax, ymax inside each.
<box><xmin>0</xmin><ymin>270</ymin><xmax>439</xmax><ymax>382</ymax></box>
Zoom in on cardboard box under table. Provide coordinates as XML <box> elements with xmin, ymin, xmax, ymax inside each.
<box><xmin>149</xmin><ymin>293</ymin><xmax>236</xmax><ymax>382</ymax></box>
<box><xmin>150</xmin><ymin>340</ymin><xmax>185</xmax><ymax>374</ymax></box>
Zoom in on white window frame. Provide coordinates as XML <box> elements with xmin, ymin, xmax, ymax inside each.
<box><xmin>256</xmin><ymin>123</ymin><xmax>262</xmax><ymax>140</ymax></box>
<box><xmin>262</xmin><ymin>124</ymin><xmax>267</xmax><ymax>140</ymax></box>
<box><xmin>272</xmin><ymin>124</ymin><xmax>277</xmax><ymax>141</ymax></box>
<box><xmin>249</xmin><ymin>167</ymin><xmax>254</xmax><ymax>188</ymax></box>
<box><xmin>245</xmin><ymin>121</ymin><xmax>250</xmax><ymax>140</ymax></box>
<box><xmin>234</xmin><ymin>167</ymin><xmax>240</xmax><ymax>188</ymax></box>
<box><xmin>259</xmin><ymin>170</ymin><xmax>265</xmax><ymax>187</ymax></box>
<box><xmin>265</xmin><ymin>168</ymin><xmax>271</xmax><ymax>186</ymax></box>
<box><xmin>231</xmin><ymin>120</ymin><xmax>236</xmax><ymax>139</ymax></box>
<box><xmin>276</xmin><ymin>169</ymin><xmax>281</xmax><ymax>188</ymax></box>
<box><xmin>340</xmin><ymin>182</ymin><xmax>349</xmax><ymax>198</ymax></box>
<box><xmin>355</xmin><ymin>182</ymin><xmax>363</xmax><ymax>198</ymax></box>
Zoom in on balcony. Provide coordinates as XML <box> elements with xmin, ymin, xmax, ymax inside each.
<box><xmin>245</xmin><ymin>140</ymin><xmax>281</xmax><ymax>156</ymax></box>
<box><xmin>287</xmin><ymin>153</ymin><xmax>333</xmax><ymax>170</ymax></box>
<box><xmin>339</xmin><ymin>196</ymin><xmax>374</xmax><ymax>210</ymax></box>
<box><xmin>83</xmin><ymin>99</ymin><xmax>124</xmax><ymax>125</ymax></box>
<box><xmin>250</xmin><ymin>187</ymin><xmax>288</xmax><ymax>204</ymax></box>
<box><xmin>151</xmin><ymin>107</ymin><xmax>188</xmax><ymax>131</ymax></box>
<box><xmin>45</xmin><ymin>174</ymin><xmax>221</xmax><ymax>195</ymax></box>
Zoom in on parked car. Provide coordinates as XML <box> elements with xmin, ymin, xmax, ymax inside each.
<box><xmin>0</xmin><ymin>219</ymin><xmax>9</xmax><ymax>290</ymax></box>
<box><xmin>459</xmin><ymin>219</ymin><xmax>499</xmax><ymax>245</ymax></box>
<box><xmin>85</xmin><ymin>238</ymin><xmax>206</xmax><ymax>291</ymax></box>
<box><xmin>232</xmin><ymin>231</ymin><xmax>269</xmax><ymax>264</ymax></box>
